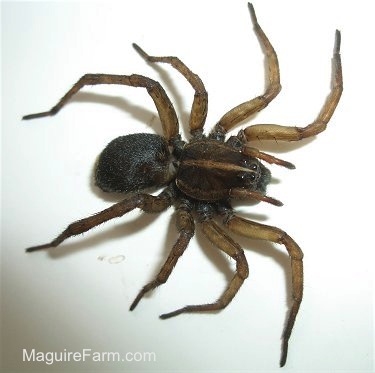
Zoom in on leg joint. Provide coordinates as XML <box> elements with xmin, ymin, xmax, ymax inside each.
<box><xmin>279</xmin><ymin>231</ymin><xmax>304</xmax><ymax>260</ymax></box>
<box><xmin>234</xmin><ymin>249</ymin><xmax>249</xmax><ymax>279</ymax></box>
<box><xmin>138</xmin><ymin>193</ymin><xmax>171</xmax><ymax>213</ymax></box>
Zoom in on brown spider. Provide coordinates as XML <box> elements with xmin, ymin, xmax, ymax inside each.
<box><xmin>23</xmin><ymin>3</ymin><xmax>342</xmax><ymax>367</ymax></box>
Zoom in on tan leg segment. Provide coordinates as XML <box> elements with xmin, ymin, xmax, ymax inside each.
<box><xmin>225</xmin><ymin>215</ymin><xmax>303</xmax><ymax>367</ymax></box>
<box><xmin>129</xmin><ymin>207</ymin><xmax>195</xmax><ymax>311</ymax></box>
<box><xmin>160</xmin><ymin>219</ymin><xmax>249</xmax><ymax>319</ymax></box>
<box><xmin>23</xmin><ymin>74</ymin><xmax>179</xmax><ymax>141</ymax></box>
<box><xmin>25</xmin><ymin>191</ymin><xmax>172</xmax><ymax>253</ymax></box>
<box><xmin>133</xmin><ymin>44</ymin><xmax>208</xmax><ymax>133</ymax></box>
<box><xmin>244</xmin><ymin>30</ymin><xmax>343</xmax><ymax>142</ymax></box>
<box><xmin>216</xmin><ymin>3</ymin><xmax>281</xmax><ymax>132</ymax></box>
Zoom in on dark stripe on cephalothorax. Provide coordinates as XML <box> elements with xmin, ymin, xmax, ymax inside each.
<box><xmin>176</xmin><ymin>178</ymin><xmax>228</xmax><ymax>201</ymax></box>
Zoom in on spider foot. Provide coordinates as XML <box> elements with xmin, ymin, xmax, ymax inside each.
<box><xmin>129</xmin><ymin>282</ymin><xmax>157</xmax><ymax>311</ymax></box>
<box><xmin>248</xmin><ymin>3</ymin><xmax>258</xmax><ymax>25</ymax></box>
<box><xmin>280</xmin><ymin>339</ymin><xmax>289</xmax><ymax>367</ymax></box>
<box><xmin>25</xmin><ymin>243</ymin><xmax>54</xmax><ymax>252</ymax></box>
<box><xmin>160</xmin><ymin>303</ymin><xmax>219</xmax><ymax>319</ymax></box>
<box><xmin>334</xmin><ymin>29</ymin><xmax>341</xmax><ymax>54</ymax></box>
<box><xmin>132</xmin><ymin>43</ymin><xmax>150</xmax><ymax>60</ymax></box>
<box><xmin>129</xmin><ymin>295</ymin><xmax>142</xmax><ymax>311</ymax></box>
<box><xmin>159</xmin><ymin>308</ymin><xmax>188</xmax><ymax>319</ymax></box>
<box><xmin>23</xmin><ymin>107</ymin><xmax>58</xmax><ymax>120</ymax></box>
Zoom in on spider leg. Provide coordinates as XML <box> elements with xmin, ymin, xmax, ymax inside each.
<box><xmin>224</xmin><ymin>214</ymin><xmax>303</xmax><ymax>367</ymax></box>
<box><xmin>159</xmin><ymin>219</ymin><xmax>249</xmax><ymax>319</ymax></box>
<box><xmin>211</xmin><ymin>3</ymin><xmax>281</xmax><ymax>136</ymax></box>
<box><xmin>25</xmin><ymin>189</ymin><xmax>173</xmax><ymax>252</ymax></box>
<box><xmin>244</xmin><ymin>30</ymin><xmax>343</xmax><ymax>142</ymax></box>
<box><xmin>130</xmin><ymin>202</ymin><xmax>195</xmax><ymax>310</ymax></box>
<box><xmin>132</xmin><ymin>43</ymin><xmax>208</xmax><ymax>136</ymax></box>
<box><xmin>23</xmin><ymin>74</ymin><xmax>179</xmax><ymax>141</ymax></box>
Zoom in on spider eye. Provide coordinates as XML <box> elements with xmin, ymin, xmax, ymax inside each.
<box><xmin>241</xmin><ymin>158</ymin><xmax>259</xmax><ymax>171</ymax></box>
<box><xmin>237</xmin><ymin>172</ymin><xmax>247</xmax><ymax>180</ymax></box>
<box><xmin>237</xmin><ymin>172</ymin><xmax>257</xmax><ymax>184</ymax></box>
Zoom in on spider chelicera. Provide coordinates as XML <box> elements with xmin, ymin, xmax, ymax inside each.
<box><xmin>23</xmin><ymin>3</ymin><xmax>343</xmax><ymax>367</ymax></box>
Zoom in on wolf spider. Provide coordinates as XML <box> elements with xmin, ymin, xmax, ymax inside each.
<box><xmin>23</xmin><ymin>3</ymin><xmax>343</xmax><ymax>367</ymax></box>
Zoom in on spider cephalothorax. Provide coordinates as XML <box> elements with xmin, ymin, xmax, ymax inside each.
<box><xmin>23</xmin><ymin>3</ymin><xmax>342</xmax><ymax>367</ymax></box>
<box><xmin>175</xmin><ymin>138</ymin><xmax>272</xmax><ymax>200</ymax></box>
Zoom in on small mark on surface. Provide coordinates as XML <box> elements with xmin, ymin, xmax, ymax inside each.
<box><xmin>97</xmin><ymin>255</ymin><xmax>125</xmax><ymax>264</ymax></box>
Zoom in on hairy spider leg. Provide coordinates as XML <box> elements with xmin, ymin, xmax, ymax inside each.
<box><xmin>130</xmin><ymin>202</ymin><xmax>195</xmax><ymax>310</ymax></box>
<box><xmin>25</xmin><ymin>190</ymin><xmax>173</xmax><ymax>252</ymax></box>
<box><xmin>159</xmin><ymin>220</ymin><xmax>249</xmax><ymax>318</ymax></box>
<box><xmin>244</xmin><ymin>30</ymin><xmax>343</xmax><ymax>142</ymax></box>
<box><xmin>132</xmin><ymin>43</ymin><xmax>208</xmax><ymax>136</ymax></box>
<box><xmin>211</xmin><ymin>3</ymin><xmax>281</xmax><ymax>136</ymax></box>
<box><xmin>22</xmin><ymin>74</ymin><xmax>179</xmax><ymax>141</ymax></box>
<box><xmin>224</xmin><ymin>215</ymin><xmax>303</xmax><ymax>367</ymax></box>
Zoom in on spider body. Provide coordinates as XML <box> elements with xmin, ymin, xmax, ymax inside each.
<box><xmin>176</xmin><ymin>138</ymin><xmax>270</xmax><ymax>201</ymax></box>
<box><xmin>95</xmin><ymin>133</ymin><xmax>173</xmax><ymax>193</ymax></box>
<box><xmin>96</xmin><ymin>131</ymin><xmax>271</xmax><ymax>202</ymax></box>
<box><xmin>23</xmin><ymin>3</ymin><xmax>342</xmax><ymax>367</ymax></box>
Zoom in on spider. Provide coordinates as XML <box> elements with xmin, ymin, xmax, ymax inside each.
<box><xmin>23</xmin><ymin>3</ymin><xmax>343</xmax><ymax>367</ymax></box>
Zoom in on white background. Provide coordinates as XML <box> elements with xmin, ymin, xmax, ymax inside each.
<box><xmin>2</xmin><ymin>0</ymin><xmax>374</xmax><ymax>372</ymax></box>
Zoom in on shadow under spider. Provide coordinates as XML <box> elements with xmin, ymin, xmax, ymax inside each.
<box><xmin>134</xmin><ymin>53</ymin><xmax>192</xmax><ymax>139</ymax></box>
<box><xmin>72</xmin><ymin>92</ymin><xmax>158</xmax><ymax>130</ymax></box>
<box><xmin>45</xmin><ymin>197</ymin><xmax>292</xmax><ymax>320</ymax></box>
<box><xmin>46</xmin><ymin>212</ymin><xmax>163</xmax><ymax>259</ymax></box>
<box><xmin>71</xmin><ymin>60</ymin><xmax>317</xmax><ymax>158</ymax></box>
<box><xmin>196</xmin><ymin>217</ymin><xmax>292</xmax><ymax>306</ymax></box>
<box><xmin>122</xmin><ymin>209</ymin><xmax>292</xmax><ymax>315</ymax></box>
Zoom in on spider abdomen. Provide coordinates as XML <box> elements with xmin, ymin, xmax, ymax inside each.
<box><xmin>95</xmin><ymin>133</ymin><xmax>173</xmax><ymax>193</ymax></box>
